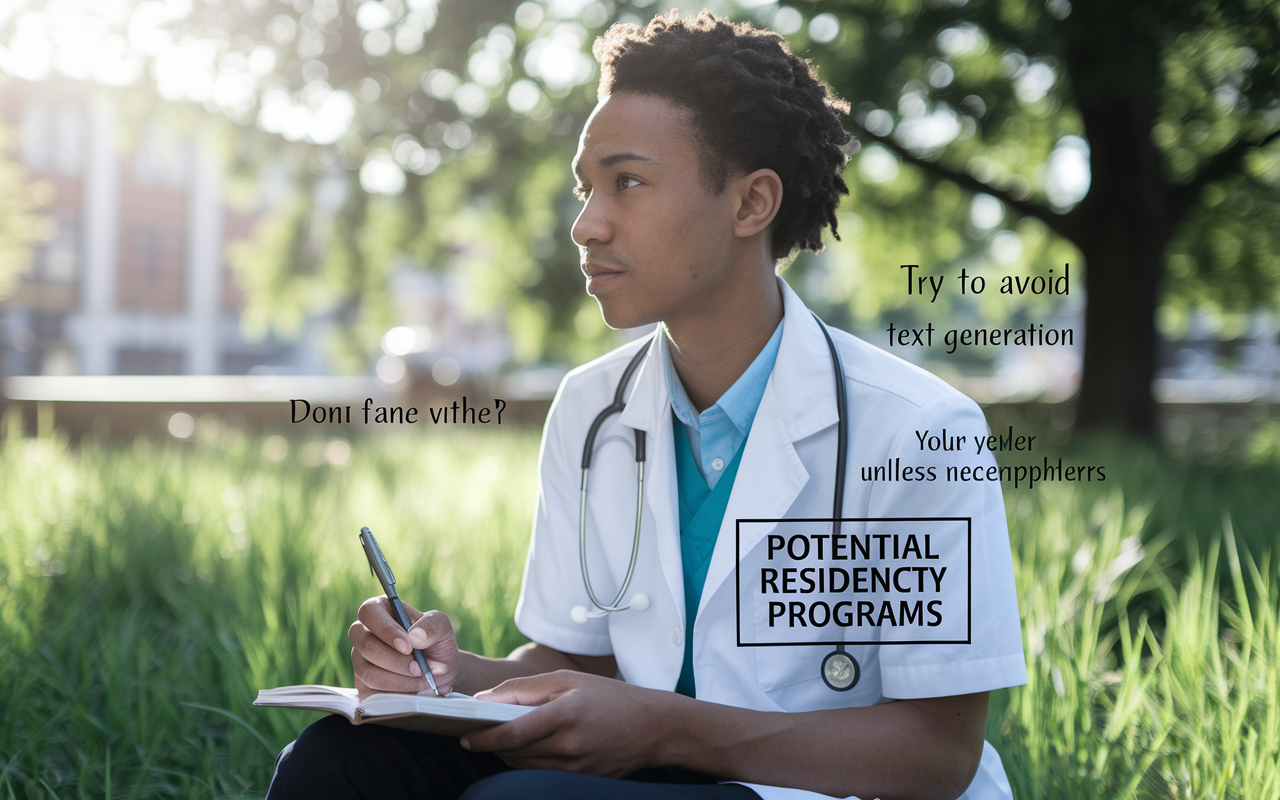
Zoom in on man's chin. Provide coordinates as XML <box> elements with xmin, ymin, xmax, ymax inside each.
<box><xmin>592</xmin><ymin>298</ymin><xmax>651</xmax><ymax>332</ymax></box>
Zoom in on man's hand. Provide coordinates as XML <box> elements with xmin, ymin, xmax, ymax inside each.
<box><xmin>460</xmin><ymin>670</ymin><xmax>667</xmax><ymax>778</ymax></box>
<box><xmin>348</xmin><ymin>596</ymin><xmax>458</xmax><ymax>698</ymax></box>
<box><xmin>464</xmin><ymin>669</ymin><xmax>989</xmax><ymax>800</ymax></box>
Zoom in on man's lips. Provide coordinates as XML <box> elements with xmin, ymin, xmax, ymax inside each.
<box><xmin>582</xmin><ymin>260</ymin><xmax>626</xmax><ymax>295</ymax></box>
<box><xmin>581</xmin><ymin>259</ymin><xmax>626</xmax><ymax>278</ymax></box>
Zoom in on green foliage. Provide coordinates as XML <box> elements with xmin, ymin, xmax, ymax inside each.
<box><xmin>1166</xmin><ymin>172</ymin><xmax>1280</xmax><ymax>317</ymax></box>
<box><xmin>773</xmin><ymin>0</ymin><xmax>1280</xmax><ymax>399</ymax></box>
<box><xmin>204</xmin><ymin>0</ymin><xmax>1280</xmax><ymax>373</ymax></box>
<box><xmin>227</xmin><ymin>191</ymin><xmax>319</xmax><ymax>342</ymax></box>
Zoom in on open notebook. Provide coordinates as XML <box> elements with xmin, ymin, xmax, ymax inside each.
<box><xmin>254</xmin><ymin>685</ymin><xmax>535</xmax><ymax>736</ymax></box>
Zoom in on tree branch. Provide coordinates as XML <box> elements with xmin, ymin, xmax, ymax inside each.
<box><xmin>849</xmin><ymin>124</ymin><xmax>1081</xmax><ymax>243</ymax></box>
<box><xmin>1170</xmin><ymin>127</ymin><xmax>1280</xmax><ymax>218</ymax></box>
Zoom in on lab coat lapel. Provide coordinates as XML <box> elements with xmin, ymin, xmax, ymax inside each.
<box><xmin>617</xmin><ymin>334</ymin><xmax>687</xmax><ymax>627</ymax></box>
<box><xmin>697</xmin><ymin>279</ymin><xmax>841</xmax><ymax>615</ymax></box>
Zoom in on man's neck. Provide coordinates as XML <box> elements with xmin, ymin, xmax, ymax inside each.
<box><xmin>663</xmin><ymin>266</ymin><xmax>784</xmax><ymax>413</ymax></box>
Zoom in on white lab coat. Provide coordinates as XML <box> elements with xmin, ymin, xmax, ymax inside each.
<box><xmin>515</xmin><ymin>277</ymin><xmax>1027</xmax><ymax>800</ymax></box>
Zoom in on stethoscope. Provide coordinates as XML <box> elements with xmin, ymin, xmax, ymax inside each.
<box><xmin>570</xmin><ymin>313</ymin><xmax>860</xmax><ymax>692</ymax></box>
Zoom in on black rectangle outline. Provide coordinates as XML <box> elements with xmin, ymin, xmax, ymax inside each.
<box><xmin>734</xmin><ymin>517</ymin><xmax>972</xmax><ymax>647</ymax></box>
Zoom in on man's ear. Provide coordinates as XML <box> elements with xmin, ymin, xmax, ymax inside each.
<box><xmin>731</xmin><ymin>168</ymin><xmax>783</xmax><ymax>240</ymax></box>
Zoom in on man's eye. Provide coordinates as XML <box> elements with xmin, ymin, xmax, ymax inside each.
<box><xmin>617</xmin><ymin>176</ymin><xmax>642</xmax><ymax>190</ymax></box>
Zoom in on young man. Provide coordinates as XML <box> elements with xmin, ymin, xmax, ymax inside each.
<box><xmin>268</xmin><ymin>11</ymin><xmax>1025</xmax><ymax>800</ymax></box>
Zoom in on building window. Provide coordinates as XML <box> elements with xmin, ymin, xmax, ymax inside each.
<box><xmin>134</xmin><ymin>125</ymin><xmax>189</xmax><ymax>187</ymax></box>
<box><xmin>22</xmin><ymin>102</ymin><xmax>50</xmax><ymax>171</ymax></box>
<box><xmin>116</xmin><ymin>348</ymin><xmax>184</xmax><ymax>375</ymax></box>
<box><xmin>117</xmin><ymin>227</ymin><xmax>186</xmax><ymax>312</ymax></box>
<box><xmin>53</xmin><ymin>104</ymin><xmax>84</xmax><ymax>175</ymax></box>
<box><xmin>28</xmin><ymin>215</ymin><xmax>80</xmax><ymax>283</ymax></box>
<box><xmin>21</xmin><ymin>102</ymin><xmax>83</xmax><ymax>175</ymax></box>
<box><xmin>220</xmin><ymin>351</ymin><xmax>291</xmax><ymax>375</ymax></box>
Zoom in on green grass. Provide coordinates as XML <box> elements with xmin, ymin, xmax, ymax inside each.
<box><xmin>0</xmin><ymin>422</ymin><xmax>539</xmax><ymax>798</ymax></box>
<box><xmin>0</xmin><ymin>418</ymin><xmax>1277</xmax><ymax>799</ymax></box>
<box><xmin>992</xmin><ymin>492</ymin><xmax>1279</xmax><ymax>799</ymax></box>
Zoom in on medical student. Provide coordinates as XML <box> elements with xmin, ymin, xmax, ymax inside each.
<box><xmin>267</xmin><ymin>10</ymin><xmax>1026</xmax><ymax>800</ymax></box>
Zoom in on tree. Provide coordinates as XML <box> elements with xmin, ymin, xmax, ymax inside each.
<box><xmin>796</xmin><ymin>0</ymin><xmax>1280</xmax><ymax>434</ymax></box>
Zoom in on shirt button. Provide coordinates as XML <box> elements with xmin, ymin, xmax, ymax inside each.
<box><xmin>671</xmin><ymin>627</ymin><xmax>683</xmax><ymax>647</ymax></box>
<box><xmin>711</xmin><ymin>457</ymin><xmax>725</xmax><ymax>471</ymax></box>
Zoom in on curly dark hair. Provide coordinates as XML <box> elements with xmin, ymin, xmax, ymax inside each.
<box><xmin>592</xmin><ymin>10</ymin><xmax>852</xmax><ymax>261</ymax></box>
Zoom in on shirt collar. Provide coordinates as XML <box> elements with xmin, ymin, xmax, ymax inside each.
<box><xmin>619</xmin><ymin>276</ymin><xmax>838</xmax><ymax>443</ymax></box>
<box><xmin>660</xmin><ymin>318</ymin><xmax>785</xmax><ymax>435</ymax></box>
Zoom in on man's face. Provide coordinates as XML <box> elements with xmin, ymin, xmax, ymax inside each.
<box><xmin>571</xmin><ymin>92</ymin><xmax>740</xmax><ymax>330</ymax></box>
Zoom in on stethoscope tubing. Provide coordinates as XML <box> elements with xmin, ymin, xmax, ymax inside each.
<box><xmin>812</xmin><ymin>315</ymin><xmax>857</xmax><ymax>689</ymax></box>
<box><xmin>577</xmin><ymin>339</ymin><xmax>653</xmax><ymax>615</ymax></box>
<box><xmin>576</xmin><ymin>316</ymin><xmax>860</xmax><ymax>691</ymax></box>
<box><xmin>577</xmin><ymin>462</ymin><xmax>646</xmax><ymax>614</ymax></box>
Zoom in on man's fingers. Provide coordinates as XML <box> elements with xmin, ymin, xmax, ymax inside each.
<box><xmin>355</xmin><ymin>672</ymin><xmax>374</xmax><ymax>700</ymax></box>
<box><xmin>351</xmin><ymin>646</ymin><xmax>430</xmax><ymax>694</ymax></box>
<box><xmin>348</xmin><ymin>621</ymin><xmax>419</xmax><ymax>677</ymax></box>
<box><xmin>406</xmin><ymin>609</ymin><xmax>453</xmax><ymax>652</ymax></box>
<box><xmin>351</xmin><ymin>600</ymin><xmax>458</xmax><ymax>695</ymax></box>
<box><xmin>357</xmin><ymin>596</ymin><xmax>419</xmax><ymax>654</ymax></box>
<box><xmin>476</xmin><ymin>672</ymin><xmax>573</xmax><ymax>707</ymax></box>
<box><xmin>463</xmin><ymin>704</ymin><xmax>564</xmax><ymax>754</ymax></box>
<box><xmin>356</xmin><ymin>597</ymin><xmax>454</xmax><ymax>653</ymax></box>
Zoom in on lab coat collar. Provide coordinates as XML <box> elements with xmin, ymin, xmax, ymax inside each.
<box><xmin>696</xmin><ymin>277</ymin><xmax>842</xmax><ymax>613</ymax></box>
<box><xmin>767</xmin><ymin>277</ymin><xmax>842</xmax><ymax>442</ymax></box>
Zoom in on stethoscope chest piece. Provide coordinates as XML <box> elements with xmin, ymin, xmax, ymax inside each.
<box><xmin>821</xmin><ymin>645</ymin><xmax>859</xmax><ymax>691</ymax></box>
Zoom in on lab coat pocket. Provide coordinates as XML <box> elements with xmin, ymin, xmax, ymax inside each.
<box><xmin>752</xmin><ymin>645</ymin><xmax>882</xmax><ymax>711</ymax></box>
<box><xmin>750</xmin><ymin>597</ymin><xmax>881</xmax><ymax>710</ymax></box>
<box><xmin>750</xmin><ymin>597</ymin><xmax>811</xmax><ymax>692</ymax></box>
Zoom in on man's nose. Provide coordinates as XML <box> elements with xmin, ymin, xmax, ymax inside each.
<box><xmin>571</xmin><ymin>195</ymin><xmax>611</xmax><ymax>248</ymax></box>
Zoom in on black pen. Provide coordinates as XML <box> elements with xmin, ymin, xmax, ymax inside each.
<box><xmin>359</xmin><ymin>526</ymin><xmax>440</xmax><ymax>696</ymax></box>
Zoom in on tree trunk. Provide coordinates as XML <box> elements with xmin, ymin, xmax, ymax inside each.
<box><xmin>1072</xmin><ymin>92</ymin><xmax>1174</xmax><ymax>436</ymax></box>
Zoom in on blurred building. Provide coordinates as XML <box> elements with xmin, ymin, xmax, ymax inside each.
<box><xmin>1</xmin><ymin>77</ymin><xmax>520</xmax><ymax>397</ymax></box>
<box><xmin>0</xmin><ymin>78</ymin><xmax>536</xmax><ymax>439</ymax></box>
<box><xmin>0</xmin><ymin>77</ymin><xmax>328</xmax><ymax>379</ymax></box>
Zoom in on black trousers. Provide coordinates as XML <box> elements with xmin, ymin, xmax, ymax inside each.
<box><xmin>266</xmin><ymin>715</ymin><xmax>762</xmax><ymax>800</ymax></box>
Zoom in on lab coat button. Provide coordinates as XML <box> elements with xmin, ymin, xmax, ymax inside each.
<box><xmin>671</xmin><ymin>627</ymin><xmax>682</xmax><ymax>647</ymax></box>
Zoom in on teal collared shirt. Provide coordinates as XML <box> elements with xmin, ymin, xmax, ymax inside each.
<box><xmin>661</xmin><ymin>319</ymin><xmax>784</xmax><ymax>490</ymax></box>
<box><xmin>661</xmin><ymin>319</ymin><xmax>783</xmax><ymax>696</ymax></box>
